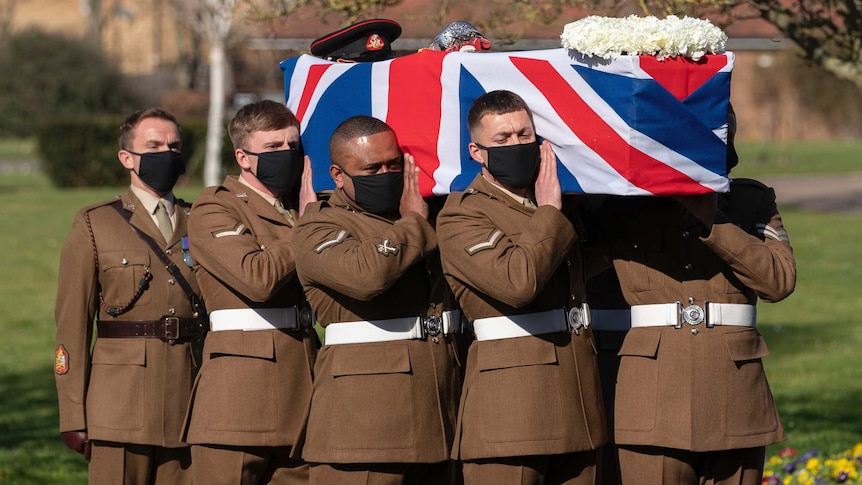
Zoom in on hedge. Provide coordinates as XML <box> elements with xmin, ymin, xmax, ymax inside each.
<box><xmin>37</xmin><ymin>117</ymin><xmax>237</xmax><ymax>188</ymax></box>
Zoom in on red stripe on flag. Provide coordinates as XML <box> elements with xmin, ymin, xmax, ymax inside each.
<box><xmin>295</xmin><ymin>64</ymin><xmax>330</xmax><ymax>122</ymax></box>
<box><xmin>639</xmin><ymin>55</ymin><xmax>728</xmax><ymax>101</ymax></box>
<box><xmin>386</xmin><ymin>51</ymin><xmax>447</xmax><ymax>194</ymax></box>
<box><xmin>509</xmin><ymin>57</ymin><xmax>711</xmax><ymax>195</ymax></box>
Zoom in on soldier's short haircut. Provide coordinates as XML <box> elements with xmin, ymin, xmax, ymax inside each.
<box><xmin>229</xmin><ymin>100</ymin><xmax>300</xmax><ymax>150</ymax></box>
<box><xmin>118</xmin><ymin>107</ymin><xmax>180</xmax><ymax>151</ymax></box>
<box><xmin>329</xmin><ymin>115</ymin><xmax>393</xmax><ymax>166</ymax></box>
<box><xmin>467</xmin><ymin>90</ymin><xmax>535</xmax><ymax>139</ymax></box>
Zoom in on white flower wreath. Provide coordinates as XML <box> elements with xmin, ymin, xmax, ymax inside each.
<box><xmin>560</xmin><ymin>15</ymin><xmax>728</xmax><ymax>61</ymax></box>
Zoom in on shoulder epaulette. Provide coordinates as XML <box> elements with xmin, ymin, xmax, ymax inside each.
<box><xmin>81</xmin><ymin>195</ymin><xmax>123</xmax><ymax>214</ymax></box>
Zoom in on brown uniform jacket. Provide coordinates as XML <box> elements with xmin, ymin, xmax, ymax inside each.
<box><xmin>55</xmin><ymin>188</ymin><xmax>201</xmax><ymax>447</ymax></box>
<box><xmin>589</xmin><ymin>178</ymin><xmax>796</xmax><ymax>452</ymax></box>
<box><xmin>181</xmin><ymin>176</ymin><xmax>316</xmax><ymax>448</ymax></box>
<box><xmin>293</xmin><ymin>189</ymin><xmax>461</xmax><ymax>464</ymax></box>
<box><xmin>436</xmin><ymin>174</ymin><xmax>607</xmax><ymax>460</ymax></box>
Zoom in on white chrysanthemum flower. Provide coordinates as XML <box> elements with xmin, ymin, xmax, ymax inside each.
<box><xmin>560</xmin><ymin>15</ymin><xmax>727</xmax><ymax>61</ymax></box>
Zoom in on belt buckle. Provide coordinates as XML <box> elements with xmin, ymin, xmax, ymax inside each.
<box><xmin>567</xmin><ymin>304</ymin><xmax>590</xmax><ymax>335</ymax></box>
<box><xmin>679</xmin><ymin>302</ymin><xmax>708</xmax><ymax>327</ymax></box>
<box><xmin>297</xmin><ymin>306</ymin><xmax>315</xmax><ymax>329</ymax></box>
<box><xmin>164</xmin><ymin>316</ymin><xmax>180</xmax><ymax>342</ymax></box>
<box><xmin>422</xmin><ymin>315</ymin><xmax>442</xmax><ymax>337</ymax></box>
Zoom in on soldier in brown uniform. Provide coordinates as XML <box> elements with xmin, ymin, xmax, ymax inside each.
<box><xmin>55</xmin><ymin>107</ymin><xmax>206</xmax><ymax>484</ymax></box>
<box><xmin>181</xmin><ymin>100</ymin><xmax>317</xmax><ymax>484</ymax></box>
<box><xmin>293</xmin><ymin>115</ymin><xmax>462</xmax><ymax>484</ymax></box>
<box><xmin>591</xmin><ymin>106</ymin><xmax>796</xmax><ymax>485</ymax></box>
<box><xmin>436</xmin><ymin>90</ymin><xmax>606</xmax><ymax>484</ymax></box>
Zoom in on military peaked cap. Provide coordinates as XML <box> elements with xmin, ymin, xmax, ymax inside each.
<box><xmin>310</xmin><ymin>19</ymin><xmax>401</xmax><ymax>62</ymax></box>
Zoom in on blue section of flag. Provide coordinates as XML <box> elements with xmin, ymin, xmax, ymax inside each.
<box><xmin>301</xmin><ymin>64</ymin><xmax>374</xmax><ymax>191</ymax></box>
<box><xmin>449</xmin><ymin>67</ymin><xmax>485</xmax><ymax>191</ymax></box>
<box><xmin>573</xmin><ymin>65</ymin><xmax>727</xmax><ymax>175</ymax></box>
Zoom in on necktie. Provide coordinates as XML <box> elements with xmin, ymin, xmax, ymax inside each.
<box><xmin>155</xmin><ymin>201</ymin><xmax>173</xmax><ymax>242</ymax></box>
<box><xmin>274</xmin><ymin>200</ymin><xmax>296</xmax><ymax>227</ymax></box>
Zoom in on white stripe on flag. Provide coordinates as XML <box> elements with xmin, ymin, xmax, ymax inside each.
<box><xmin>371</xmin><ymin>61</ymin><xmax>391</xmax><ymax>121</ymax></box>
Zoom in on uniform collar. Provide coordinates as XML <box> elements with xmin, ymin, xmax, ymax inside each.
<box><xmin>238</xmin><ymin>172</ymin><xmax>279</xmax><ymax>207</ymax></box>
<box><xmin>470</xmin><ymin>174</ymin><xmax>537</xmax><ymax>213</ymax></box>
<box><xmin>130</xmin><ymin>184</ymin><xmax>175</xmax><ymax>217</ymax></box>
<box><xmin>483</xmin><ymin>175</ymin><xmax>537</xmax><ymax>209</ymax></box>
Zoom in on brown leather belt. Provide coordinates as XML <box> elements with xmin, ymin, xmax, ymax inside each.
<box><xmin>97</xmin><ymin>317</ymin><xmax>208</xmax><ymax>342</ymax></box>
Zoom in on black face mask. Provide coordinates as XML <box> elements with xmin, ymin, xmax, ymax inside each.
<box><xmin>475</xmin><ymin>140</ymin><xmax>540</xmax><ymax>189</ymax></box>
<box><xmin>244</xmin><ymin>147</ymin><xmax>305</xmax><ymax>197</ymax></box>
<box><xmin>344</xmin><ymin>171</ymin><xmax>404</xmax><ymax>217</ymax></box>
<box><xmin>130</xmin><ymin>150</ymin><xmax>185</xmax><ymax>194</ymax></box>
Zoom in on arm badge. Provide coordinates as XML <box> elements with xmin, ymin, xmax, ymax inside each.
<box><xmin>376</xmin><ymin>239</ymin><xmax>399</xmax><ymax>256</ymax></box>
<box><xmin>55</xmin><ymin>345</ymin><xmax>69</xmax><ymax>375</ymax></box>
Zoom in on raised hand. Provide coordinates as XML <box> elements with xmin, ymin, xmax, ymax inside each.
<box><xmin>534</xmin><ymin>141</ymin><xmax>562</xmax><ymax>210</ymax></box>
<box><xmin>299</xmin><ymin>155</ymin><xmax>317</xmax><ymax>217</ymax></box>
<box><xmin>400</xmin><ymin>153</ymin><xmax>429</xmax><ymax>220</ymax></box>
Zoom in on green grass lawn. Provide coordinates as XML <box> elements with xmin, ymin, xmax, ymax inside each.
<box><xmin>0</xmin><ymin>140</ymin><xmax>861</xmax><ymax>482</ymax></box>
<box><xmin>733</xmin><ymin>140</ymin><xmax>862</xmax><ymax>178</ymax></box>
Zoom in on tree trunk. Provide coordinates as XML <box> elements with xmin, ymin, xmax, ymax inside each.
<box><xmin>204</xmin><ymin>38</ymin><xmax>227</xmax><ymax>187</ymax></box>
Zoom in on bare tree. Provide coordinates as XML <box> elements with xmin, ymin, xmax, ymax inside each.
<box><xmin>170</xmin><ymin>0</ymin><xmax>406</xmax><ymax>187</ymax></box>
<box><xmin>0</xmin><ymin>0</ymin><xmax>17</xmax><ymax>41</ymax></box>
<box><xmin>80</xmin><ymin>0</ymin><xmax>109</xmax><ymax>48</ymax></box>
<box><xmin>171</xmin><ymin>0</ymin><xmax>241</xmax><ymax>187</ymax></box>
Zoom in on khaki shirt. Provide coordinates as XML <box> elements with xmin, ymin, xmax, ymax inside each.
<box><xmin>294</xmin><ymin>188</ymin><xmax>461</xmax><ymax>464</ymax></box>
<box><xmin>437</xmin><ymin>174</ymin><xmax>607</xmax><ymax>460</ymax></box>
<box><xmin>181</xmin><ymin>175</ymin><xmax>316</xmax><ymax>448</ymax></box>
<box><xmin>589</xmin><ymin>178</ymin><xmax>796</xmax><ymax>451</ymax></box>
<box><xmin>54</xmin><ymin>188</ymin><xmax>201</xmax><ymax>447</ymax></box>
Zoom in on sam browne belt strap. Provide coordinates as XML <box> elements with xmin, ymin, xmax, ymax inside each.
<box><xmin>97</xmin><ymin>317</ymin><xmax>207</xmax><ymax>342</ymax></box>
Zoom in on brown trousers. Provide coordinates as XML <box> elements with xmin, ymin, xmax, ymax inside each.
<box><xmin>617</xmin><ymin>445</ymin><xmax>766</xmax><ymax>485</ymax></box>
<box><xmin>191</xmin><ymin>444</ymin><xmax>309</xmax><ymax>485</ymax></box>
<box><xmin>462</xmin><ymin>450</ymin><xmax>596</xmax><ymax>485</ymax></box>
<box><xmin>309</xmin><ymin>461</ymin><xmax>454</xmax><ymax>485</ymax></box>
<box><xmin>89</xmin><ymin>441</ymin><xmax>191</xmax><ymax>485</ymax></box>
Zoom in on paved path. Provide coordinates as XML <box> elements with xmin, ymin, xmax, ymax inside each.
<box><xmin>761</xmin><ymin>174</ymin><xmax>862</xmax><ymax>215</ymax></box>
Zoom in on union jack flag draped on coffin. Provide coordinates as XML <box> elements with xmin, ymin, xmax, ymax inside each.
<box><xmin>280</xmin><ymin>48</ymin><xmax>734</xmax><ymax>196</ymax></box>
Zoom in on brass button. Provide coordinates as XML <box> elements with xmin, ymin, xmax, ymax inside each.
<box><xmin>684</xmin><ymin>263</ymin><xmax>693</xmax><ymax>271</ymax></box>
<box><xmin>691</xmin><ymin>328</ymin><xmax>699</xmax><ymax>335</ymax></box>
<box><xmin>166</xmin><ymin>249</ymin><xmax>172</xmax><ymax>255</ymax></box>
<box><xmin>168</xmin><ymin>308</ymin><xmax>176</xmax><ymax>315</ymax></box>
<box><xmin>683</xmin><ymin>231</ymin><xmax>690</xmax><ymax>239</ymax></box>
<box><xmin>168</xmin><ymin>279</ymin><xmax>175</xmax><ymax>285</ymax></box>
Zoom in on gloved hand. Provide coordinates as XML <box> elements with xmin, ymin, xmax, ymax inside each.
<box><xmin>61</xmin><ymin>430</ymin><xmax>91</xmax><ymax>461</ymax></box>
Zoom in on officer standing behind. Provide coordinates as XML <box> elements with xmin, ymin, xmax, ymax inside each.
<box><xmin>181</xmin><ymin>100</ymin><xmax>317</xmax><ymax>484</ymax></box>
<box><xmin>293</xmin><ymin>115</ymin><xmax>462</xmax><ymax>484</ymax></box>
<box><xmin>55</xmin><ymin>107</ymin><xmax>206</xmax><ymax>484</ymax></box>
<box><xmin>592</xmin><ymin>105</ymin><xmax>796</xmax><ymax>485</ymax></box>
<box><xmin>436</xmin><ymin>90</ymin><xmax>606</xmax><ymax>484</ymax></box>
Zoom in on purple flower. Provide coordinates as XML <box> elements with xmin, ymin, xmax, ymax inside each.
<box><xmin>837</xmin><ymin>471</ymin><xmax>849</xmax><ymax>482</ymax></box>
<box><xmin>802</xmin><ymin>449</ymin><xmax>819</xmax><ymax>460</ymax></box>
<box><xmin>783</xmin><ymin>461</ymin><xmax>797</xmax><ymax>473</ymax></box>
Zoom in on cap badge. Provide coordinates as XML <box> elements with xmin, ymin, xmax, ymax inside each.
<box><xmin>366</xmin><ymin>34</ymin><xmax>385</xmax><ymax>51</ymax></box>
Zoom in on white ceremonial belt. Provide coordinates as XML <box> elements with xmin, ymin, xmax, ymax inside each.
<box><xmin>630</xmin><ymin>302</ymin><xmax>756</xmax><ymax>329</ymax></box>
<box><xmin>210</xmin><ymin>307</ymin><xmax>308</xmax><ymax>331</ymax></box>
<box><xmin>589</xmin><ymin>309</ymin><xmax>632</xmax><ymax>332</ymax></box>
<box><xmin>473</xmin><ymin>305</ymin><xmax>591</xmax><ymax>341</ymax></box>
<box><xmin>324</xmin><ymin>310</ymin><xmax>462</xmax><ymax>345</ymax></box>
